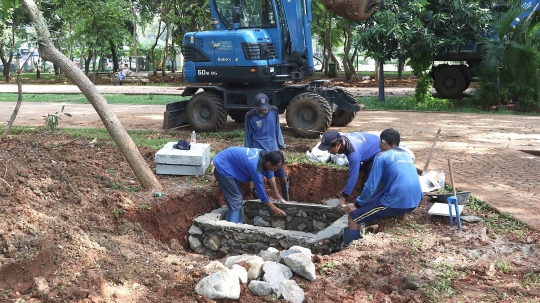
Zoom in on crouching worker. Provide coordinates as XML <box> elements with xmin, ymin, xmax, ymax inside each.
<box><xmin>212</xmin><ymin>147</ymin><xmax>287</xmax><ymax>223</ymax></box>
<box><xmin>341</xmin><ymin>128</ymin><xmax>423</xmax><ymax>247</ymax></box>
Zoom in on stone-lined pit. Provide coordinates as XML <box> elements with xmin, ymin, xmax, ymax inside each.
<box><xmin>127</xmin><ymin>164</ymin><xmax>354</xmax><ymax>253</ymax></box>
<box><xmin>188</xmin><ymin>200</ymin><xmax>348</xmax><ymax>256</ymax></box>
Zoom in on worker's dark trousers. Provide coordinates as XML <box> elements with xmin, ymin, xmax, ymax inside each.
<box><xmin>213</xmin><ymin>169</ymin><xmax>243</xmax><ymax>223</ymax></box>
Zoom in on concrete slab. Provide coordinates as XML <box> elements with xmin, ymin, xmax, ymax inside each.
<box><xmin>155</xmin><ymin>161</ymin><xmax>209</xmax><ymax>176</ymax></box>
<box><xmin>155</xmin><ymin>142</ymin><xmax>210</xmax><ymax>166</ymax></box>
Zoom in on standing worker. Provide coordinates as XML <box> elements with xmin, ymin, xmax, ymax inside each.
<box><xmin>318</xmin><ymin>131</ymin><xmax>381</xmax><ymax>204</ymax></box>
<box><xmin>244</xmin><ymin>93</ymin><xmax>289</xmax><ymax>201</ymax></box>
<box><xmin>212</xmin><ymin>147</ymin><xmax>287</xmax><ymax>223</ymax></box>
<box><xmin>341</xmin><ymin>128</ymin><xmax>423</xmax><ymax>246</ymax></box>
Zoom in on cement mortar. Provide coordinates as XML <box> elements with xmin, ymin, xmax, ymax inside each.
<box><xmin>189</xmin><ymin>200</ymin><xmax>348</xmax><ymax>256</ymax></box>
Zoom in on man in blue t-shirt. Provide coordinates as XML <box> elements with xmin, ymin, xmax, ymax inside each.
<box><xmin>318</xmin><ymin>131</ymin><xmax>381</xmax><ymax>205</ymax></box>
<box><xmin>245</xmin><ymin>93</ymin><xmax>289</xmax><ymax>201</ymax></box>
<box><xmin>212</xmin><ymin>147</ymin><xmax>287</xmax><ymax>223</ymax></box>
<box><xmin>341</xmin><ymin>128</ymin><xmax>423</xmax><ymax>247</ymax></box>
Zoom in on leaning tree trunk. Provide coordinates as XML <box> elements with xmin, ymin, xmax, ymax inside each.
<box><xmin>0</xmin><ymin>77</ymin><xmax>23</xmax><ymax>141</ymax></box>
<box><xmin>23</xmin><ymin>0</ymin><xmax>163</xmax><ymax>191</ymax></box>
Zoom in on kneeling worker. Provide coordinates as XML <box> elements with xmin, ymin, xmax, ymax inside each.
<box><xmin>318</xmin><ymin>131</ymin><xmax>381</xmax><ymax>203</ymax></box>
<box><xmin>342</xmin><ymin>128</ymin><xmax>423</xmax><ymax>246</ymax></box>
<box><xmin>212</xmin><ymin>147</ymin><xmax>287</xmax><ymax>223</ymax></box>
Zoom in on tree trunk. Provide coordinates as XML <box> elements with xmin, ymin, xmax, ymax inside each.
<box><xmin>151</xmin><ymin>20</ymin><xmax>164</xmax><ymax>77</ymax></box>
<box><xmin>374</xmin><ymin>60</ymin><xmax>379</xmax><ymax>81</ymax></box>
<box><xmin>130</xmin><ymin>0</ymin><xmax>139</xmax><ymax>73</ymax></box>
<box><xmin>23</xmin><ymin>0</ymin><xmax>163</xmax><ymax>191</ymax></box>
<box><xmin>84</xmin><ymin>48</ymin><xmax>92</xmax><ymax>75</ymax></box>
<box><xmin>162</xmin><ymin>21</ymin><xmax>169</xmax><ymax>77</ymax></box>
<box><xmin>398</xmin><ymin>56</ymin><xmax>405</xmax><ymax>80</ymax></box>
<box><xmin>0</xmin><ymin>77</ymin><xmax>23</xmax><ymax>141</ymax></box>
<box><xmin>110</xmin><ymin>41</ymin><xmax>119</xmax><ymax>72</ymax></box>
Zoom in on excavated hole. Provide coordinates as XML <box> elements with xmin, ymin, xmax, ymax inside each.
<box><xmin>127</xmin><ymin>164</ymin><xmax>355</xmax><ymax>256</ymax></box>
<box><xmin>520</xmin><ymin>150</ymin><xmax>540</xmax><ymax>157</ymax></box>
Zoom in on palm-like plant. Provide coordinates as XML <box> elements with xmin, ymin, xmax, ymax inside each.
<box><xmin>478</xmin><ymin>6</ymin><xmax>540</xmax><ymax>110</ymax></box>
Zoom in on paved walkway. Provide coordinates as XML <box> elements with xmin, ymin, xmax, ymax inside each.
<box><xmin>0</xmin><ymin>84</ymin><xmax>538</xmax><ymax>229</ymax></box>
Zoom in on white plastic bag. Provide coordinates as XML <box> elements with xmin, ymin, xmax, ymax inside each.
<box><xmin>306</xmin><ymin>142</ymin><xmax>331</xmax><ymax>163</ymax></box>
<box><xmin>419</xmin><ymin>170</ymin><xmax>441</xmax><ymax>193</ymax></box>
<box><xmin>330</xmin><ymin>153</ymin><xmax>349</xmax><ymax>166</ymax></box>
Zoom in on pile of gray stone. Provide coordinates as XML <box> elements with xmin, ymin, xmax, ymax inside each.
<box><xmin>195</xmin><ymin>245</ymin><xmax>317</xmax><ymax>302</ymax></box>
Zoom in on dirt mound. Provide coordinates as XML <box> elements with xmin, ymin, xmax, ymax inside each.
<box><xmin>0</xmin><ymin>131</ymin><xmax>538</xmax><ymax>302</ymax></box>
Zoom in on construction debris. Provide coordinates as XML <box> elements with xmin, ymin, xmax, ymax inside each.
<box><xmin>322</xmin><ymin>0</ymin><xmax>381</xmax><ymax>21</ymax></box>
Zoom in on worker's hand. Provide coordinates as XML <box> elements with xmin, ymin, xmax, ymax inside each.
<box><xmin>272</xmin><ymin>207</ymin><xmax>286</xmax><ymax>217</ymax></box>
<box><xmin>344</xmin><ymin>203</ymin><xmax>358</xmax><ymax>214</ymax></box>
<box><xmin>278</xmin><ymin>197</ymin><xmax>288</xmax><ymax>204</ymax></box>
<box><xmin>279</xmin><ymin>149</ymin><xmax>285</xmax><ymax>155</ymax></box>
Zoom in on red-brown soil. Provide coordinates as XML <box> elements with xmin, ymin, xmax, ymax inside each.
<box><xmin>0</xmin><ymin>130</ymin><xmax>539</xmax><ymax>302</ymax></box>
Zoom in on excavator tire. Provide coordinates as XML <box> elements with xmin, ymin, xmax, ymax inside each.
<box><xmin>433</xmin><ymin>67</ymin><xmax>467</xmax><ymax>98</ymax></box>
<box><xmin>286</xmin><ymin>92</ymin><xmax>332</xmax><ymax>138</ymax></box>
<box><xmin>186</xmin><ymin>92</ymin><xmax>227</xmax><ymax>132</ymax></box>
<box><xmin>331</xmin><ymin>91</ymin><xmax>357</xmax><ymax>126</ymax></box>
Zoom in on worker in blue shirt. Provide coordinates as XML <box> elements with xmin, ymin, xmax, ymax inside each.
<box><xmin>341</xmin><ymin>128</ymin><xmax>423</xmax><ymax>247</ymax></box>
<box><xmin>212</xmin><ymin>147</ymin><xmax>287</xmax><ymax>223</ymax></box>
<box><xmin>245</xmin><ymin>93</ymin><xmax>289</xmax><ymax>201</ymax></box>
<box><xmin>318</xmin><ymin>131</ymin><xmax>381</xmax><ymax>205</ymax></box>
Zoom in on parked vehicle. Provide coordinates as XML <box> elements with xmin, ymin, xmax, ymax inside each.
<box><xmin>430</xmin><ymin>0</ymin><xmax>540</xmax><ymax>98</ymax></box>
<box><xmin>0</xmin><ymin>63</ymin><xmax>16</xmax><ymax>73</ymax></box>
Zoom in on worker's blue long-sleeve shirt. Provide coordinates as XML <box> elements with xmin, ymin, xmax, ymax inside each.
<box><xmin>341</xmin><ymin>132</ymin><xmax>381</xmax><ymax>197</ymax></box>
<box><xmin>244</xmin><ymin>106</ymin><xmax>285</xmax><ymax>152</ymax></box>
<box><xmin>212</xmin><ymin>147</ymin><xmax>274</xmax><ymax>203</ymax></box>
<box><xmin>356</xmin><ymin>147</ymin><xmax>422</xmax><ymax>209</ymax></box>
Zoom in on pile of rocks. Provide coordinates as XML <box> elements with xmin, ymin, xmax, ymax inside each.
<box><xmin>195</xmin><ymin>245</ymin><xmax>317</xmax><ymax>302</ymax></box>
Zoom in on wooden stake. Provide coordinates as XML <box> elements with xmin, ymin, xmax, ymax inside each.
<box><xmin>423</xmin><ymin>129</ymin><xmax>442</xmax><ymax>174</ymax></box>
<box><xmin>447</xmin><ymin>158</ymin><xmax>457</xmax><ymax>197</ymax></box>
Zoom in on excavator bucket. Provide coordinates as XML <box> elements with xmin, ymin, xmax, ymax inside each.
<box><xmin>323</xmin><ymin>0</ymin><xmax>381</xmax><ymax>21</ymax></box>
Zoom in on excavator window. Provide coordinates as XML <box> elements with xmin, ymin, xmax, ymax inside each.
<box><xmin>214</xmin><ymin>0</ymin><xmax>276</xmax><ymax>29</ymax></box>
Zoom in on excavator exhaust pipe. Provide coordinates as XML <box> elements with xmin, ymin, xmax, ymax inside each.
<box><xmin>322</xmin><ymin>0</ymin><xmax>381</xmax><ymax>21</ymax></box>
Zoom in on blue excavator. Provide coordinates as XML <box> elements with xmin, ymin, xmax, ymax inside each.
<box><xmin>164</xmin><ymin>0</ymin><xmax>379</xmax><ymax>137</ymax></box>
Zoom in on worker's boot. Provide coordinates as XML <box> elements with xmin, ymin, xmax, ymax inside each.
<box><xmin>225</xmin><ymin>210</ymin><xmax>243</xmax><ymax>224</ymax></box>
<box><xmin>280</xmin><ymin>180</ymin><xmax>289</xmax><ymax>201</ymax></box>
<box><xmin>343</xmin><ymin>228</ymin><xmax>360</xmax><ymax>248</ymax></box>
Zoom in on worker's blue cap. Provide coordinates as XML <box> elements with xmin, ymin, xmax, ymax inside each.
<box><xmin>173</xmin><ymin>139</ymin><xmax>191</xmax><ymax>150</ymax></box>
<box><xmin>254</xmin><ymin>93</ymin><xmax>270</xmax><ymax>110</ymax></box>
<box><xmin>318</xmin><ymin>131</ymin><xmax>342</xmax><ymax>151</ymax></box>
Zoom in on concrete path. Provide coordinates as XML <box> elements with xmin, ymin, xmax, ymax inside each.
<box><xmin>0</xmin><ymin>84</ymin><xmax>537</xmax><ymax>230</ymax></box>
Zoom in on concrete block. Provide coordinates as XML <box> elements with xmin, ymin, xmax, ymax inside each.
<box><xmin>155</xmin><ymin>142</ymin><xmax>210</xmax><ymax>166</ymax></box>
<box><xmin>156</xmin><ymin>160</ymin><xmax>209</xmax><ymax>176</ymax></box>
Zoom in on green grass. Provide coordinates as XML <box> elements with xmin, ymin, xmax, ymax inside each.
<box><xmin>360</xmin><ymin>96</ymin><xmax>540</xmax><ymax>115</ymax></box>
<box><xmin>0</xmin><ymin>93</ymin><xmax>188</xmax><ymax>105</ymax></box>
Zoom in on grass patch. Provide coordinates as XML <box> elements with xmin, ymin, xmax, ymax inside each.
<box><xmin>466</xmin><ymin>196</ymin><xmax>528</xmax><ymax>236</ymax></box>
<box><xmin>424</xmin><ymin>263</ymin><xmax>461</xmax><ymax>302</ymax></box>
<box><xmin>0</xmin><ymin>93</ymin><xmax>188</xmax><ymax>105</ymax></box>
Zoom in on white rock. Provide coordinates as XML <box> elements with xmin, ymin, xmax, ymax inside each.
<box><xmin>248</xmin><ymin>280</ymin><xmax>273</xmax><ymax>296</ymax></box>
<box><xmin>203</xmin><ymin>260</ymin><xmax>227</xmax><ymax>276</ymax></box>
<box><xmin>278</xmin><ymin>280</ymin><xmax>304</xmax><ymax>303</ymax></box>
<box><xmin>258</xmin><ymin>247</ymin><xmax>281</xmax><ymax>263</ymax></box>
<box><xmin>231</xmin><ymin>264</ymin><xmax>248</xmax><ymax>284</ymax></box>
<box><xmin>195</xmin><ymin>270</ymin><xmax>240</xmax><ymax>300</ymax></box>
<box><xmin>262</xmin><ymin>261</ymin><xmax>293</xmax><ymax>279</ymax></box>
<box><xmin>283</xmin><ymin>253</ymin><xmax>316</xmax><ymax>281</ymax></box>
<box><xmin>224</xmin><ymin>255</ymin><xmax>264</xmax><ymax>280</ymax></box>
<box><xmin>281</xmin><ymin>245</ymin><xmax>312</xmax><ymax>258</ymax></box>
<box><xmin>188</xmin><ymin>236</ymin><xmax>202</xmax><ymax>250</ymax></box>
<box><xmin>262</xmin><ymin>261</ymin><xmax>293</xmax><ymax>294</ymax></box>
